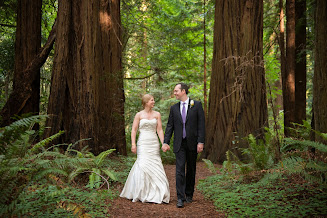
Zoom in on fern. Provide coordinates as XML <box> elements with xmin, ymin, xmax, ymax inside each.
<box><xmin>202</xmin><ymin>159</ymin><xmax>218</xmax><ymax>174</ymax></box>
<box><xmin>0</xmin><ymin>115</ymin><xmax>48</xmax><ymax>152</ymax></box>
<box><xmin>280</xmin><ymin>156</ymin><xmax>327</xmax><ymax>184</ymax></box>
<box><xmin>242</xmin><ymin>133</ymin><xmax>274</xmax><ymax>170</ymax></box>
<box><xmin>29</xmin><ymin>130</ymin><xmax>64</xmax><ymax>153</ymax></box>
<box><xmin>0</xmin><ymin>116</ymin><xmax>120</xmax><ymax>216</ymax></box>
<box><xmin>94</xmin><ymin>149</ymin><xmax>116</xmax><ymax>167</ymax></box>
<box><xmin>282</xmin><ymin>138</ymin><xmax>327</xmax><ymax>153</ymax></box>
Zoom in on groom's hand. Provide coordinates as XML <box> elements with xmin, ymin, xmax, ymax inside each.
<box><xmin>197</xmin><ymin>143</ymin><xmax>204</xmax><ymax>153</ymax></box>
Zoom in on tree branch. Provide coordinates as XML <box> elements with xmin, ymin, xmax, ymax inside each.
<box><xmin>124</xmin><ymin>72</ymin><xmax>157</xmax><ymax>80</ymax></box>
<box><xmin>0</xmin><ymin>23</ymin><xmax>16</xmax><ymax>28</ymax></box>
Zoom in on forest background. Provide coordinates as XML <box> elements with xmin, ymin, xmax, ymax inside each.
<box><xmin>0</xmin><ymin>0</ymin><xmax>327</xmax><ymax>217</ymax></box>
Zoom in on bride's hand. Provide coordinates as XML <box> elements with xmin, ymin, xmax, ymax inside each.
<box><xmin>131</xmin><ymin>145</ymin><xmax>137</xmax><ymax>154</ymax></box>
<box><xmin>162</xmin><ymin>144</ymin><xmax>170</xmax><ymax>152</ymax></box>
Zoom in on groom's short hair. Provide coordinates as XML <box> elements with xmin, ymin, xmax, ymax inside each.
<box><xmin>177</xmin><ymin>82</ymin><xmax>189</xmax><ymax>94</ymax></box>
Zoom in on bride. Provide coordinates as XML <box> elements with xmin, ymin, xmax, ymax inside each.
<box><xmin>120</xmin><ymin>94</ymin><xmax>170</xmax><ymax>204</ymax></box>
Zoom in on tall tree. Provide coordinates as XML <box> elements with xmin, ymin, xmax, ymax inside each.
<box><xmin>278</xmin><ymin>0</ymin><xmax>286</xmax><ymax>113</ymax></box>
<box><xmin>313</xmin><ymin>0</ymin><xmax>327</xmax><ymax>142</ymax></box>
<box><xmin>44</xmin><ymin>0</ymin><xmax>126</xmax><ymax>155</ymax></box>
<box><xmin>283</xmin><ymin>0</ymin><xmax>296</xmax><ymax>137</ymax></box>
<box><xmin>0</xmin><ymin>0</ymin><xmax>42</xmax><ymax>126</ymax></box>
<box><xmin>204</xmin><ymin>0</ymin><xmax>267</xmax><ymax>163</ymax></box>
<box><xmin>295</xmin><ymin>0</ymin><xmax>307</xmax><ymax>125</ymax></box>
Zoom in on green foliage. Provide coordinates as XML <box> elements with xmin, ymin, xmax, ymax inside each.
<box><xmin>221</xmin><ymin>130</ymin><xmax>276</xmax><ymax>178</ymax></box>
<box><xmin>199</xmin><ymin>130</ymin><xmax>327</xmax><ymax>216</ymax></box>
<box><xmin>198</xmin><ymin>173</ymin><xmax>327</xmax><ymax>217</ymax></box>
<box><xmin>68</xmin><ymin>147</ymin><xmax>117</xmax><ymax>189</ymax></box>
<box><xmin>280</xmin><ymin>138</ymin><xmax>327</xmax><ymax>184</ymax></box>
<box><xmin>242</xmin><ymin>132</ymin><xmax>275</xmax><ymax>170</ymax></box>
<box><xmin>202</xmin><ymin>158</ymin><xmax>219</xmax><ymax>174</ymax></box>
<box><xmin>0</xmin><ymin>115</ymin><xmax>121</xmax><ymax>216</ymax></box>
<box><xmin>1</xmin><ymin>183</ymin><xmax>115</xmax><ymax>217</ymax></box>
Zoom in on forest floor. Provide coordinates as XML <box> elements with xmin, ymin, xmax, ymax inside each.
<box><xmin>109</xmin><ymin>161</ymin><xmax>225</xmax><ymax>217</ymax></box>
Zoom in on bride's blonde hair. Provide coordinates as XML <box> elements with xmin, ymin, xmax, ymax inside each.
<box><xmin>142</xmin><ymin>94</ymin><xmax>154</xmax><ymax>108</ymax></box>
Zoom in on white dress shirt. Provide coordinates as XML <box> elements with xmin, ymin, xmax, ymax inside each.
<box><xmin>180</xmin><ymin>98</ymin><xmax>189</xmax><ymax>116</ymax></box>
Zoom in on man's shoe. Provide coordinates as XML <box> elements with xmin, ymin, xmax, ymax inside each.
<box><xmin>185</xmin><ymin>196</ymin><xmax>193</xmax><ymax>203</ymax></box>
<box><xmin>176</xmin><ymin>199</ymin><xmax>184</xmax><ymax>208</ymax></box>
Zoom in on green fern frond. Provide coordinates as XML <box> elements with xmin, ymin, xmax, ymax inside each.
<box><xmin>68</xmin><ymin>167</ymin><xmax>89</xmax><ymax>182</ymax></box>
<box><xmin>259</xmin><ymin>171</ymin><xmax>283</xmax><ymax>185</ymax></box>
<box><xmin>0</xmin><ymin>115</ymin><xmax>48</xmax><ymax>143</ymax></box>
<box><xmin>29</xmin><ymin>130</ymin><xmax>64</xmax><ymax>154</ymax></box>
<box><xmin>202</xmin><ymin>159</ymin><xmax>218</xmax><ymax>174</ymax></box>
<box><xmin>283</xmin><ymin>138</ymin><xmax>327</xmax><ymax>153</ymax></box>
<box><xmin>102</xmin><ymin>169</ymin><xmax>117</xmax><ymax>181</ymax></box>
<box><xmin>94</xmin><ymin>149</ymin><xmax>115</xmax><ymax>167</ymax></box>
<box><xmin>88</xmin><ymin>168</ymin><xmax>102</xmax><ymax>189</ymax></box>
<box><xmin>281</xmin><ymin>156</ymin><xmax>327</xmax><ymax>184</ymax></box>
<box><xmin>33</xmin><ymin>168</ymin><xmax>69</xmax><ymax>181</ymax></box>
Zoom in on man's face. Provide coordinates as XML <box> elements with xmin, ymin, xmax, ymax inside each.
<box><xmin>174</xmin><ymin>84</ymin><xmax>185</xmax><ymax>100</ymax></box>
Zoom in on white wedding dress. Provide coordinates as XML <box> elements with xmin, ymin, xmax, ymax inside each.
<box><xmin>120</xmin><ymin>118</ymin><xmax>170</xmax><ymax>203</ymax></box>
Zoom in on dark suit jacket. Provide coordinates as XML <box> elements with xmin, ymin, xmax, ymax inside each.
<box><xmin>164</xmin><ymin>99</ymin><xmax>205</xmax><ymax>153</ymax></box>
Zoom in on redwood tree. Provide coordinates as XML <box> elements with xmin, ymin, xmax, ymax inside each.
<box><xmin>0</xmin><ymin>0</ymin><xmax>42</xmax><ymax>126</ymax></box>
<box><xmin>283</xmin><ymin>0</ymin><xmax>296</xmax><ymax>137</ymax></box>
<box><xmin>313</xmin><ymin>0</ymin><xmax>327</xmax><ymax>142</ymax></box>
<box><xmin>44</xmin><ymin>0</ymin><xmax>126</xmax><ymax>155</ymax></box>
<box><xmin>204</xmin><ymin>0</ymin><xmax>267</xmax><ymax>163</ymax></box>
<box><xmin>295</xmin><ymin>0</ymin><xmax>306</xmax><ymax>125</ymax></box>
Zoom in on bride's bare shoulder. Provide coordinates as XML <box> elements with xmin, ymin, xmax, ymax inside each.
<box><xmin>153</xmin><ymin>111</ymin><xmax>162</xmax><ymax>118</ymax></box>
<box><xmin>134</xmin><ymin>111</ymin><xmax>144</xmax><ymax>119</ymax></box>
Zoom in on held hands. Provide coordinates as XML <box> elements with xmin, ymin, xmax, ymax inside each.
<box><xmin>131</xmin><ymin>145</ymin><xmax>137</xmax><ymax>154</ymax></box>
<box><xmin>162</xmin><ymin>144</ymin><xmax>170</xmax><ymax>152</ymax></box>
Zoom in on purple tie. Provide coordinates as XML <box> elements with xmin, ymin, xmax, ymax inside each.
<box><xmin>182</xmin><ymin>102</ymin><xmax>186</xmax><ymax>138</ymax></box>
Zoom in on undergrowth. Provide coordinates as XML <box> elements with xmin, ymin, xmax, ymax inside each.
<box><xmin>200</xmin><ymin>127</ymin><xmax>327</xmax><ymax>217</ymax></box>
<box><xmin>0</xmin><ymin>115</ymin><xmax>132</xmax><ymax>217</ymax></box>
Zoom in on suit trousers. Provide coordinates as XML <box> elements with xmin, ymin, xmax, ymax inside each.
<box><xmin>175</xmin><ymin>138</ymin><xmax>198</xmax><ymax>200</ymax></box>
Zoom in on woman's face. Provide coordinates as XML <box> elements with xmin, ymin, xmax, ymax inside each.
<box><xmin>146</xmin><ymin>97</ymin><xmax>155</xmax><ymax>108</ymax></box>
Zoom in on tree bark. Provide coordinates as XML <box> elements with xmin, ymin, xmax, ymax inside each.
<box><xmin>283</xmin><ymin>0</ymin><xmax>296</xmax><ymax>136</ymax></box>
<box><xmin>44</xmin><ymin>0</ymin><xmax>126</xmax><ymax>155</ymax></box>
<box><xmin>0</xmin><ymin>0</ymin><xmax>42</xmax><ymax>126</ymax></box>
<box><xmin>1</xmin><ymin>21</ymin><xmax>56</xmax><ymax>126</ymax></box>
<box><xmin>313</xmin><ymin>0</ymin><xmax>327</xmax><ymax>143</ymax></box>
<box><xmin>278</xmin><ymin>0</ymin><xmax>286</xmax><ymax>113</ymax></box>
<box><xmin>204</xmin><ymin>0</ymin><xmax>267</xmax><ymax>163</ymax></box>
<box><xmin>295</xmin><ymin>0</ymin><xmax>306</xmax><ymax>125</ymax></box>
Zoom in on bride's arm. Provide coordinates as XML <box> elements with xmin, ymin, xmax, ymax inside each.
<box><xmin>131</xmin><ymin>113</ymin><xmax>140</xmax><ymax>154</ymax></box>
<box><xmin>157</xmin><ymin>113</ymin><xmax>170</xmax><ymax>152</ymax></box>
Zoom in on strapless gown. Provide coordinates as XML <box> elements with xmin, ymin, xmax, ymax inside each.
<box><xmin>120</xmin><ymin>119</ymin><xmax>170</xmax><ymax>203</ymax></box>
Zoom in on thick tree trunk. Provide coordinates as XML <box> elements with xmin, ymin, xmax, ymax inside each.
<box><xmin>45</xmin><ymin>0</ymin><xmax>126</xmax><ymax>155</ymax></box>
<box><xmin>283</xmin><ymin>0</ymin><xmax>296</xmax><ymax>136</ymax></box>
<box><xmin>313</xmin><ymin>0</ymin><xmax>327</xmax><ymax>143</ymax></box>
<box><xmin>1</xmin><ymin>22</ymin><xmax>56</xmax><ymax>127</ymax></box>
<box><xmin>295</xmin><ymin>0</ymin><xmax>306</xmax><ymax>125</ymax></box>
<box><xmin>0</xmin><ymin>0</ymin><xmax>42</xmax><ymax>126</ymax></box>
<box><xmin>204</xmin><ymin>0</ymin><xmax>267</xmax><ymax>163</ymax></box>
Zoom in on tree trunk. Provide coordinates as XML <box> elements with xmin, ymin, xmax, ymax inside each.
<box><xmin>313</xmin><ymin>0</ymin><xmax>327</xmax><ymax>143</ymax></box>
<box><xmin>295</xmin><ymin>0</ymin><xmax>306</xmax><ymax>125</ymax></box>
<box><xmin>1</xmin><ymin>22</ymin><xmax>56</xmax><ymax>127</ymax></box>
<box><xmin>44</xmin><ymin>0</ymin><xmax>126</xmax><ymax>155</ymax></box>
<box><xmin>283</xmin><ymin>0</ymin><xmax>296</xmax><ymax>136</ymax></box>
<box><xmin>278</xmin><ymin>0</ymin><xmax>286</xmax><ymax>113</ymax></box>
<box><xmin>0</xmin><ymin>0</ymin><xmax>42</xmax><ymax>126</ymax></box>
<box><xmin>204</xmin><ymin>0</ymin><xmax>267</xmax><ymax>163</ymax></box>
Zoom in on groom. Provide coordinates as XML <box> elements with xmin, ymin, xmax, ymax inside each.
<box><xmin>162</xmin><ymin>83</ymin><xmax>205</xmax><ymax>208</ymax></box>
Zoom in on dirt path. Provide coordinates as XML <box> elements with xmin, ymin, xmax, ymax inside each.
<box><xmin>109</xmin><ymin>162</ymin><xmax>225</xmax><ymax>217</ymax></box>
